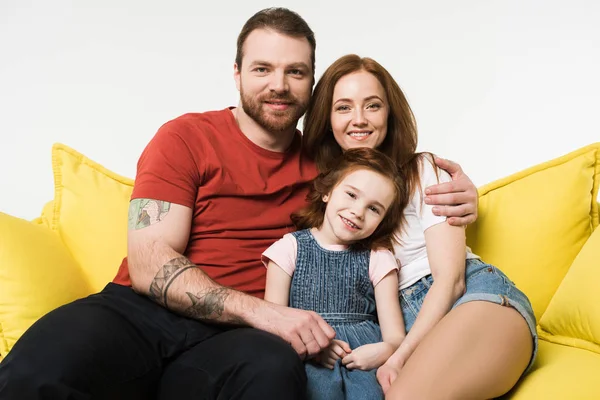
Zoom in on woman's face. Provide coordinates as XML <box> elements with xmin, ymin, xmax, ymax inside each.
<box><xmin>330</xmin><ymin>70</ymin><xmax>389</xmax><ymax>151</ymax></box>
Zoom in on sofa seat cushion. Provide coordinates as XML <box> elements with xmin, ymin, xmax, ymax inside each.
<box><xmin>466</xmin><ymin>143</ymin><xmax>600</xmax><ymax>320</ymax></box>
<box><xmin>506</xmin><ymin>340</ymin><xmax>600</xmax><ymax>399</ymax></box>
<box><xmin>0</xmin><ymin>212</ymin><xmax>92</xmax><ymax>356</ymax></box>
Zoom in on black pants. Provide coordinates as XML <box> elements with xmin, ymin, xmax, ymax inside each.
<box><xmin>0</xmin><ymin>283</ymin><xmax>306</xmax><ymax>400</ymax></box>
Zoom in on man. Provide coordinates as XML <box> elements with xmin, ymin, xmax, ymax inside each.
<box><xmin>0</xmin><ymin>8</ymin><xmax>478</xmax><ymax>399</ymax></box>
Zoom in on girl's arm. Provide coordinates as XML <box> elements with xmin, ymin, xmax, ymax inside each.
<box><xmin>265</xmin><ymin>258</ymin><xmax>347</xmax><ymax>367</ymax></box>
<box><xmin>375</xmin><ymin>270</ymin><xmax>405</xmax><ymax>349</ymax></box>
<box><xmin>264</xmin><ymin>260</ymin><xmax>292</xmax><ymax>306</ymax></box>
<box><xmin>385</xmin><ymin>222</ymin><xmax>466</xmax><ymax>368</ymax></box>
<box><xmin>342</xmin><ymin>270</ymin><xmax>405</xmax><ymax>370</ymax></box>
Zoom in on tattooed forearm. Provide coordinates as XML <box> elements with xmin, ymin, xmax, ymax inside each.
<box><xmin>148</xmin><ymin>256</ymin><xmax>242</xmax><ymax>324</ymax></box>
<box><xmin>184</xmin><ymin>290</ymin><xmax>245</xmax><ymax>325</ymax></box>
<box><xmin>128</xmin><ymin>198</ymin><xmax>171</xmax><ymax>230</ymax></box>
<box><xmin>185</xmin><ymin>288</ymin><xmax>230</xmax><ymax>320</ymax></box>
<box><xmin>148</xmin><ymin>256</ymin><xmax>195</xmax><ymax>307</ymax></box>
<box><xmin>225</xmin><ymin>315</ymin><xmax>246</xmax><ymax>326</ymax></box>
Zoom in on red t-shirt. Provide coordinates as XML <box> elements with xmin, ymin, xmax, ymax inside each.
<box><xmin>113</xmin><ymin>108</ymin><xmax>318</xmax><ymax>298</ymax></box>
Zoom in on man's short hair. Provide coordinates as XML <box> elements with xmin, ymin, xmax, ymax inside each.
<box><xmin>236</xmin><ymin>7</ymin><xmax>316</xmax><ymax>76</ymax></box>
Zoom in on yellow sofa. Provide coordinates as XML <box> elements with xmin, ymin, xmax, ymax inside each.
<box><xmin>1</xmin><ymin>142</ymin><xmax>599</xmax><ymax>399</ymax></box>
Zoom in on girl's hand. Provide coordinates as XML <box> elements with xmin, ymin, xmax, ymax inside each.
<box><xmin>341</xmin><ymin>342</ymin><xmax>395</xmax><ymax>371</ymax></box>
<box><xmin>376</xmin><ymin>362</ymin><xmax>402</xmax><ymax>394</ymax></box>
<box><xmin>316</xmin><ymin>339</ymin><xmax>352</xmax><ymax>369</ymax></box>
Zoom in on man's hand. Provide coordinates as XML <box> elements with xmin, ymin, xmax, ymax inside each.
<box><xmin>425</xmin><ymin>155</ymin><xmax>478</xmax><ymax>226</ymax></box>
<box><xmin>254</xmin><ymin>303</ymin><xmax>336</xmax><ymax>360</ymax></box>
<box><xmin>315</xmin><ymin>339</ymin><xmax>352</xmax><ymax>369</ymax></box>
<box><xmin>376</xmin><ymin>362</ymin><xmax>402</xmax><ymax>394</ymax></box>
<box><xmin>341</xmin><ymin>342</ymin><xmax>395</xmax><ymax>371</ymax></box>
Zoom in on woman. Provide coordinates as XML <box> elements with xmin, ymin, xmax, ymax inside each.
<box><xmin>303</xmin><ymin>54</ymin><xmax>537</xmax><ymax>399</ymax></box>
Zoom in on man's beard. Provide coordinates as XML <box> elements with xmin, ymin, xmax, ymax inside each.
<box><xmin>240</xmin><ymin>88</ymin><xmax>308</xmax><ymax>133</ymax></box>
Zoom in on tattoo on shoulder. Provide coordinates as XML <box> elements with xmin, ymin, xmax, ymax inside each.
<box><xmin>148</xmin><ymin>256</ymin><xmax>195</xmax><ymax>306</ymax></box>
<box><xmin>128</xmin><ymin>199</ymin><xmax>171</xmax><ymax>230</ymax></box>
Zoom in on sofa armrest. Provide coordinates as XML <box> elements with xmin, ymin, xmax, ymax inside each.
<box><xmin>0</xmin><ymin>212</ymin><xmax>93</xmax><ymax>357</ymax></box>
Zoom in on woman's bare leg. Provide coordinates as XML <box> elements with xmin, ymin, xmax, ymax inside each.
<box><xmin>386</xmin><ymin>301</ymin><xmax>533</xmax><ymax>400</ymax></box>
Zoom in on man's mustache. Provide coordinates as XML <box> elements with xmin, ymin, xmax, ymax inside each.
<box><xmin>261</xmin><ymin>94</ymin><xmax>297</xmax><ymax>104</ymax></box>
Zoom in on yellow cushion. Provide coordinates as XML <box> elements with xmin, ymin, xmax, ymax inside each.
<box><xmin>0</xmin><ymin>212</ymin><xmax>92</xmax><ymax>356</ymax></box>
<box><xmin>505</xmin><ymin>340</ymin><xmax>600</xmax><ymax>399</ymax></box>
<box><xmin>51</xmin><ymin>143</ymin><xmax>134</xmax><ymax>292</ymax></box>
<box><xmin>538</xmin><ymin>227</ymin><xmax>600</xmax><ymax>353</ymax></box>
<box><xmin>467</xmin><ymin>143</ymin><xmax>600</xmax><ymax>320</ymax></box>
<box><xmin>35</xmin><ymin>200</ymin><xmax>55</xmax><ymax>228</ymax></box>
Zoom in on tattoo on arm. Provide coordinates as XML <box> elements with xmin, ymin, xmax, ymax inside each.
<box><xmin>185</xmin><ymin>290</ymin><xmax>245</xmax><ymax>325</ymax></box>
<box><xmin>128</xmin><ymin>199</ymin><xmax>171</xmax><ymax>230</ymax></box>
<box><xmin>148</xmin><ymin>256</ymin><xmax>243</xmax><ymax>325</ymax></box>
<box><xmin>185</xmin><ymin>288</ymin><xmax>230</xmax><ymax>319</ymax></box>
<box><xmin>148</xmin><ymin>256</ymin><xmax>195</xmax><ymax>307</ymax></box>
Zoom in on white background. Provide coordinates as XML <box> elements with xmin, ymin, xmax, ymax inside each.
<box><xmin>1</xmin><ymin>0</ymin><xmax>599</xmax><ymax>220</ymax></box>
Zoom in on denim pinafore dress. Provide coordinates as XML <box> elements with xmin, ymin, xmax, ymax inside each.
<box><xmin>290</xmin><ymin>229</ymin><xmax>384</xmax><ymax>400</ymax></box>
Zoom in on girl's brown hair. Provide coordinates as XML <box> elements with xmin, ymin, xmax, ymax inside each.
<box><xmin>291</xmin><ymin>147</ymin><xmax>408</xmax><ymax>251</ymax></box>
<box><xmin>302</xmin><ymin>54</ymin><xmax>430</xmax><ymax>203</ymax></box>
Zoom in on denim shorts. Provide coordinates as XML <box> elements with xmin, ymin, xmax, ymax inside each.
<box><xmin>399</xmin><ymin>258</ymin><xmax>538</xmax><ymax>372</ymax></box>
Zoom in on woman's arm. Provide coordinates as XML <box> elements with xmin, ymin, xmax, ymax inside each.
<box><xmin>385</xmin><ymin>222</ymin><xmax>466</xmax><ymax>368</ymax></box>
<box><xmin>264</xmin><ymin>260</ymin><xmax>292</xmax><ymax>306</ymax></box>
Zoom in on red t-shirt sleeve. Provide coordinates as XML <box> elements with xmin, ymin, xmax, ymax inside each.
<box><xmin>132</xmin><ymin>120</ymin><xmax>203</xmax><ymax>208</ymax></box>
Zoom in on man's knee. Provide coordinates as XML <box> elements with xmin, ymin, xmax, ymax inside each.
<box><xmin>227</xmin><ymin>328</ymin><xmax>306</xmax><ymax>392</ymax></box>
<box><xmin>0</xmin><ymin>291</ymin><xmax>156</xmax><ymax>400</ymax></box>
<box><xmin>159</xmin><ymin>328</ymin><xmax>307</xmax><ymax>399</ymax></box>
<box><xmin>239</xmin><ymin>329</ymin><xmax>305</xmax><ymax>376</ymax></box>
<box><xmin>0</xmin><ymin>359</ymin><xmax>75</xmax><ymax>400</ymax></box>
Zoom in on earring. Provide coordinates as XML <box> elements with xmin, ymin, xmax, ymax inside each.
<box><xmin>322</xmin><ymin>195</ymin><xmax>329</xmax><ymax>202</ymax></box>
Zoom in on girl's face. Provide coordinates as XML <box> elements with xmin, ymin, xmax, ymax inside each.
<box><xmin>318</xmin><ymin>168</ymin><xmax>395</xmax><ymax>246</ymax></box>
<box><xmin>330</xmin><ymin>70</ymin><xmax>389</xmax><ymax>151</ymax></box>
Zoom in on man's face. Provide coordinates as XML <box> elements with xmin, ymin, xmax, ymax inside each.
<box><xmin>234</xmin><ymin>29</ymin><xmax>313</xmax><ymax>133</ymax></box>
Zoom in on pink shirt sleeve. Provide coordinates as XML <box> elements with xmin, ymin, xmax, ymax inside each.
<box><xmin>261</xmin><ymin>233</ymin><xmax>298</xmax><ymax>277</ymax></box>
<box><xmin>369</xmin><ymin>249</ymin><xmax>400</xmax><ymax>287</ymax></box>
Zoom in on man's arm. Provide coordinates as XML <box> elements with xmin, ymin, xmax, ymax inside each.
<box><xmin>127</xmin><ymin>198</ymin><xmax>335</xmax><ymax>357</ymax></box>
<box><xmin>128</xmin><ymin>199</ymin><xmax>251</xmax><ymax>324</ymax></box>
<box><xmin>425</xmin><ymin>156</ymin><xmax>478</xmax><ymax>226</ymax></box>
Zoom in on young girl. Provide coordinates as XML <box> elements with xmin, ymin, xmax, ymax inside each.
<box><xmin>263</xmin><ymin>147</ymin><xmax>407</xmax><ymax>400</ymax></box>
<box><xmin>302</xmin><ymin>54</ymin><xmax>537</xmax><ymax>400</ymax></box>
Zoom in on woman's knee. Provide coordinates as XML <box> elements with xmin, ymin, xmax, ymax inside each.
<box><xmin>385</xmin><ymin>382</ymin><xmax>430</xmax><ymax>400</ymax></box>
